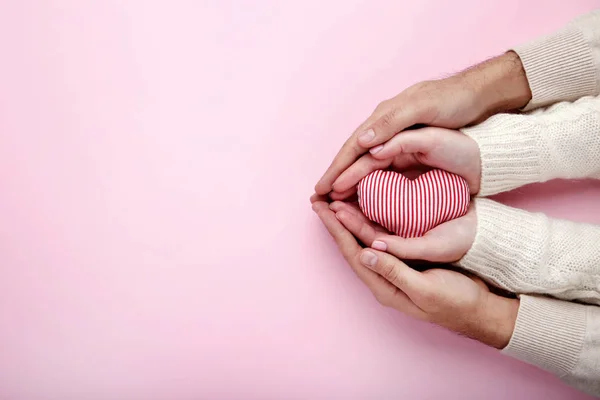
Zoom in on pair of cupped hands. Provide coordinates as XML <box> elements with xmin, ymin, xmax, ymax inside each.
<box><xmin>310</xmin><ymin>67</ymin><xmax>525</xmax><ymax>347</ymax></box>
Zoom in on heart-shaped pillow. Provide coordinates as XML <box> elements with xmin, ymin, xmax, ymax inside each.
<box><xmin>357</xmin><ymin>169</ymin><xmax>470</xmax><ymax>238</ymax></box>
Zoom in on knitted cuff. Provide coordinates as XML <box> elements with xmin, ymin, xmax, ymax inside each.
<box><xmin>460</xmin><ymin>115</ymin><xmax>541</xmax><ymax>197</ymax></box>
<box><xmin>502</xmin><ymin>295</ymin><xmax>586</xmax><ymax>377</ymax></box>
<box><xmin>513</xmin><ymin>26</ymin><xmax>597</xmax><ymax>111</ymax></box>
<box><xmin>455</xmin><ymin>198</ymin><xmax>547</xmax><ymax>293</ymax></box>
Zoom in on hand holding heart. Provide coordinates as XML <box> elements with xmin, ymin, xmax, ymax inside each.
<box><xmin>329</xmin><ymin>126</ymin><xmax>481</xmax><ymax>201</ymax></box>
<box><xmin>312</xmin><ymin>200</ymin><xmax>514</xmax><ymax>349</ymax></box>
<box><xmin>330</xmin><ymin>200</ymin><xmax>476</xmax><ymax>264</ymax></box>
<box><xmin>310</xmin><ymin>125</ymin><xmax>479</xmax><ymax>259</ymax></box>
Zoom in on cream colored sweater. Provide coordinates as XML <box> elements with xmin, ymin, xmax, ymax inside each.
<box><xmin>458</xmin><ymin>10</ymin><xmax>600</xmax><ymax>397</ymax></box>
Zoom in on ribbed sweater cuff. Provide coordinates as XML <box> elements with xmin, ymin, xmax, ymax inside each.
<box><xmin>502</xmin><ymin>295</ymin><xmax>586</xmax><ymax>377</ymax></box>
<box><xmin>513</xmin><ymin>26</ymin><xmax>597</xmax><ymax>111</ymax></box>
<box><xmin>461</xmin><ymin>116</ymin><xmax>540</xmax><ymax>197</ymax></box>
<box><xmin>456</xmin><ymin>199</ymin><xmax>546</xmax><ymax>292</ymax></box>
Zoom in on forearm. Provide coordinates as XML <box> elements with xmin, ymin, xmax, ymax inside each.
<box><xmin>465</xmin><ymin>293</ymin><xmax>519</xmax><ymax>349</ymax></box>
<box><xmin>463</xmin><ymin>51</ymin><xmax>531</xmax><ymax>119</ymax></box>
<box><xmin>464</xmin><ymin>10</ymin><xmax>600</xmax><ymax>117</ymax></box>
<box><xmin>461</xmin><ymin>95</ymin><xmax>600</xmax><ymax>196</ymax></box>
<box><xmin>456</xmin><ymin>198</ymin><xmax>600</xmax><ymax>305</ymax></box>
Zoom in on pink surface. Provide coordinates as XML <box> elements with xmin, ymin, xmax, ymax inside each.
<box><xmin>0</xmin><ymin>1</ymin><xmax>599</xmax><ymax>399</ymax></box>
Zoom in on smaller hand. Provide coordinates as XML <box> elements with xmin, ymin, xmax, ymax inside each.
<box><xmin>312</xmin><ymin>200</ymin><xmax>518</xmax><ymax>348</ymax></box>
<box><xmin>330</xmin><ymin>126</ymin><xmax>481</xmax><ymax>201</ymax></box>
<box><xmin>330</xmin><ymin>200</ymin><xmax>476</xmax><ymax>263</ymax></box>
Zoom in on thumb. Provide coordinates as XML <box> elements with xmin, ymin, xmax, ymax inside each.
<box><xmin>371</xmin><ymin>233</ymin><xmax>450</xmax><ymax>263</ymax></box>
<box><xmin>359</xmin><ymin>248</ymin><xmax>430</xmax><ymax>298</ymax></box>
<box><xmin>359</xmin><ymin>107</ymin><xmax>422</xmax><ymax>149</ymax></box>
<box><xmin>369</xmin><ymin>127</ymin><xmax>439</xmax><ymax>159</ymax></box>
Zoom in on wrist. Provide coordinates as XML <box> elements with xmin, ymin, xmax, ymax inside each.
<box><xmin>463</xmin><ymin>52</ymin><xmax>532</xmax><ymax>118</ymax></box>
<box><xmin>472</xmin><ymin>294</ymin><xmax>519</xmax><ymax>349</ymax></box>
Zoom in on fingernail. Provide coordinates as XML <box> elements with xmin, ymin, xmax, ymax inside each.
<box><xmin>370</xmin><ymin>144</ymin><xmax>384</xmax><ymax>154</ymax></box>
<box><xmin>359</xmin><ymin>129</ymin><xmax>375</xmax><ymax>143</ymax></box>
<box><xmin>360</xmin><ymin>251</ymin><xmax>378</xmax><ymax>267</ymax></box>
<box><xmin>372</xmin><ymin>240</ymin><xmax>387</xmax><ymax>251</ymax></box>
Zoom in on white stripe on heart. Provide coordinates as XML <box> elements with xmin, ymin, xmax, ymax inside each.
<box><xmin>357</xmin><ymin>169</ymin><xmax>470</xmax><ymax>238</ymax></box>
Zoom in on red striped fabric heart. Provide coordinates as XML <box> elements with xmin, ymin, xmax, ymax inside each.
<box><xmin>357</xmin><ymin>169</ymin><xmax>470</xmax><ymax>238</ymax></box>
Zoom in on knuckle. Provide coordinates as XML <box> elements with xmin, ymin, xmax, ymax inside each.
<box><xmin>386</xmin><ymin>239</ymin><xmax>409</xmax><ymax>259</ymax></box>
<box><xmin>351</xmin><ymin>140</ymin><xmax>364</xmax><ymax>157</ymax></box>
<box><xmin>407</xmin><ymin>80</ymin><xmax>431</xmax><ymax>96</ymax></box>
<box><xmin>359</xmin><ymin>223</ymin><xmax>373</xmax><ymax>242</ymax></box>
<box><xmin>344</xmin><ymin>135</ymin><xmax>365</xmax><ymax>156</ymax></box>
<box><xmin>378</xmin><ymin>108</ymin><xmax>398</xmax><ymax>130</ymax></box>
<box><xmin>380</xmin><ymin>260</ymin><xmax>401</xmax><ymax>285</ymax></box>
<box><xmin>374</xmin><ymin>101</ymin><xmax>387</xmax><ymax>113</ymax></box>
<box><xmin>375</xmin><ymin>99</ymin><xmax>393</xmax><ymax>114</ymax></box>
<box><xmin>407</xmin><ymin>82</ymin><xmax>438</xmax><ymax>123</ymax></box>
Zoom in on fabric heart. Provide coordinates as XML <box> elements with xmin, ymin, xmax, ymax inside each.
<box><xmin>357</xmin><ymin>169</ymin><xmax>470</xmax><ymax>238</ymax></box>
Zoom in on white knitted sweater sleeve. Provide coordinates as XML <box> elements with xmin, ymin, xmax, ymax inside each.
<box><xmin>456</xmin><ymin>198</ymin><xmax>600</xmax><ymax>305</ymax></box>
<box><xmin>461</xmin><ymin>95</ymin><xmax>600</xmax><ymax>197</ymax></box>
<box><xmin>503</xmin><ymin>295</ymin><xmax>600</xmax><ymax>397</ymax></box>
<box><xmin>512</xmin><ymin>9</ymin><xmax>600</xmax><ymax>111</ymax></box>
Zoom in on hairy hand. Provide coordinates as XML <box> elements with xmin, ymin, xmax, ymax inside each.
<box><xmin>312</xmin><ymin>200</ymin><xmax>518</xmax><ymax>348</ymax></box>
<box><xmin>315</xmin><ymin>52</ymin><xmax>530</xmax><ymax>197</ymax></box>
<box><xmin>330</xmin><ymin>126</ymin><xmax>481</xmax><ymax>201</ymax></box>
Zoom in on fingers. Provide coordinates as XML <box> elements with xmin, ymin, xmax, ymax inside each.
<box><xmin>313</xmin><ymin>201</ymin><xmax>426</xmax><ymax>318</ymax></box>
<box><xmin>328</xmin><ymin>200</ymin><xmax>362</xmax><ymax>216</ymax></box>
<box><xmin>310</xmin><ymin>193</ymin><xmax>328</xmax><ymax>204</ymax></box>
<box><xmin>369</xmin><ymin>127</ymin><xmax>438</xmax><ymax>160</ymax></box>
<box><xmin>371</xmin><ymin>209</ymin><xmax>475</xmax><ymax>263</ymax></box>
<box><xmin>370</xmin><ymin>233</ymin><xmax>446</xmax><ymax>262</ymax></box>
<box><xmin>359</xmin><ymin>248</ymin><xmax>430</xmax><ymax>300</ymax></box>
<box><xmin>330</xmin><ymin>201</ymin><xmax>387</xmax><ymax>243</ymax></box>
<box><xmin>329</xmin><ymin>187</ymin><xmax>357</xmax><ymax>201</ymax></box>
<box><xmin>332</xmin><ymin>154</ymin><xmax>392</xmax><ymax>193</ymax></box>
<box><xmin>359</xmin><ymin>104</ymin><xmax>420</xmax><ymax>148</ymax></box>
<box><xmin>312</xmin><ymin>201</ymin><xmax>361</xmax><ymax>261</ymax></box>
<box><xmin>312</xmin><ymin>200</ymin><xmax>405</xmax><ymax>304</ymax></box>
<box><xmin>315</xmin><ymin>136</ymin><xmax>363</xmax><ymax>196</ymax></box>
<box><xmin>334</xmin><ymin>208</ymin><xmax>378</xmax><ymax>246</ymax></box>
<box><xmin>332</xmin><ymin>127</ymin><xmax>441</xmax><ymax>193</ymax></box>
<box><xmin>315</xmin><ymin>104</ymin><xmax>420</xmax><ymax>195</ymax></box>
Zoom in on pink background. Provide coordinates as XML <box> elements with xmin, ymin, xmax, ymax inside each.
<box><xmin>1</xmin><ymin>1</ymin><xmax>599</xmax><ymax>399</ymax></box>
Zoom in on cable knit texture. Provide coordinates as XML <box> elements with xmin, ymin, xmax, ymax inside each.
<box><xmin>457</xmin><ymin>11</ymin><xmax>600</xmax><ymax>397</ymax></box>
<box><xmin>456</xmin><ymin>200</ymin><xmax>600</xmax><ymax>396</ymax></box>
<box><xmin>461</xmin><ymin>95</ymin><xmax>600</xmax><ymax>196</ymax></box>
<box><xmin>512</xmin><ymin>10</ymin><xmax>600</xmax><ymax>110</ymax></box>
<box><xmin>457</xmin><ymin>198</ymin><xmax>600</xmax><ymax>305</ymax></box>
